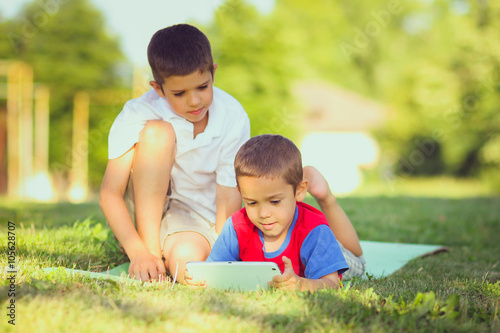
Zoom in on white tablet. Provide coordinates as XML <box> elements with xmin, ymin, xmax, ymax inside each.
<box><xmin>186</xmin><ymin>261</ymin><xmax>280</xmax><ymax>291</ymax></box>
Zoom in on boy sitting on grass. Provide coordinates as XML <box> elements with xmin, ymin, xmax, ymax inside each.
<box><xmin>186</xmin><ymin>134</ymin><xmax>365</xmax><ymax>291</ymax></box>
<box><xmin>100</xmin><ymin>24</ymin><xmax>250</xmax><ymax>283</ymax></box>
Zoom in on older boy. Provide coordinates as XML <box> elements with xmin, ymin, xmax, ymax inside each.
<box><xmin>100</xmin><ymin>24</ymin><xmax>250</xmax><ymax>282</ymax></box>
<box><xmin>186</xmin><ymin>134</ymin><xmax>365</xmax><ymax>291</ymax></box>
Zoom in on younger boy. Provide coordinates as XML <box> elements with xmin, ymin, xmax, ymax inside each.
<box><xmin>186</xmin><ymin>134</ymin><xmax>365</xmax><ymax>291</ymax></box>
<box><xmin>100</xmin><ymin>24</ymin><xmax>250</xmax><ymax>282</ymax></box>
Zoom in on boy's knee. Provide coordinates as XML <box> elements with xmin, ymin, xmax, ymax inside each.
<box><xmin>140</xmin><ymin>120</ymin><xmax>176</xmax><ymax>147</ymax></box>
<box><xmin>170</xmin><ymin>241</ymin><xmax>208</xmax><ymax>263</ymax></box>
<box><xmin>164</xmin><ymin>234</ymin><xmax>210</xmax><ymax>265</ymax></box>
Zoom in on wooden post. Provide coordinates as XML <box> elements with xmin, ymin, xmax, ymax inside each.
<box><xmin>0</xmin><ymin>61</ymin><xmax>11</xmax><ymax>194</ymax></box>
<box><xmin>19</xmin><ymin>63</ymin><xmax>34</xmax><ymax>198</ymax></box>
<box><xmin>28</xmin><ymin>85</ymin><xmax>54</xmax><ymax>201</ymax></box>
<box><xmin>69</xmin><ymin>91</ymin><xmax>89</xmax><ymax>202</ymax></box>
<box><xmin>6</xmin><ymin>62</ymin><xmax>25</xmax><ymax>198</ymax></box>
<box><xmin>34</xmin><ymin>86</ymin><xmax>50</xmax><ymax>176</ymax></box>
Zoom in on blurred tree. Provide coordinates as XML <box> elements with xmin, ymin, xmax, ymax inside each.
<box><xmin>262</xmin><ymin>0</ymin><xmax>499</xmax><ymax>182</ymax></box>
<box><xmin>0</xmin><ymin>0</ymin><xmax>127</xmax><ymax>191</ymax></box>
<box><xmin>205</xmin><ymin>0</ymin><xmax>301</xmax><ymax>141</ymax></box>
<box><xmin>0</xmin><ymin>16</ymin><xmax>15</xmax><ymax>58</ymax></box>
<box><xmin>444</xmin><ymin>1</ymin><xmax>500</xmax><ymax>177</ymax></box>
<box><xmin>2</xmin><ymin>0</ymin><xmax>497</xmax><ymax>194</ymax></box>
<box><xmin>0</xmin><ymin>18</ymin><xmax>8</xmax><ymax>194</ymax></box>
<box><xmin>374</xmin><ymin>0</ymin><xmax>500</xmax><ymax>180</ymax></box>
<box><xmin>396</xmin><ymin>135</ymin><xmax>445</xmax><ymax>176</ymax></box>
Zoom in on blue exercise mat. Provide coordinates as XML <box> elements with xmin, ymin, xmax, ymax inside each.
<box><xmin>360</xmin><ymin>240</ymin><xmax>448</xmax><ymax>278</ymax></box>
<box><xmin>42</xmin><ymin>263</ymin><xmax>137</xmax><ymax>284</ymax></box>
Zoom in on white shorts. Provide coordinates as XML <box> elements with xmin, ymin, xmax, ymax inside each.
<box><xmin>123</xmin><ymin>173</ymin><xmax>218</xmax><ymax>250</ymax></box>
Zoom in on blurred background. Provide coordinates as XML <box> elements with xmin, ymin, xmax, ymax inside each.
<box><xmin>0</xmin><ymin>0</ymin><xmax>499</xmax><ymax>202</ymax></box>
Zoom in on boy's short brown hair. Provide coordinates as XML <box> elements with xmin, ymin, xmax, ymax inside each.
<box><xmin>147</xmin><ymin>24</ymin><xmax>214</xmax><ymax>84</ymax></box>
<box><xmin>235</xmin><ymin>134</ymin><xmax>303</xmax><ymax>190</ymax></box>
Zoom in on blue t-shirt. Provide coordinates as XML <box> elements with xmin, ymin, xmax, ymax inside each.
<box><xmin>208</xmin><ymin>206</ymin><xmax>349</xmax><ymax>279</ymax></box>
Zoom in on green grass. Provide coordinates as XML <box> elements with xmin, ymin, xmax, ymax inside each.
<box><xmin>0</xmin><ymin>189</ymin><xmax>499</xmax><ymax>332</ymax></box>
<box><xmin>352</xmin><ymin>176</ymin><xmax>496</xmax><ymax>198</ymax></box>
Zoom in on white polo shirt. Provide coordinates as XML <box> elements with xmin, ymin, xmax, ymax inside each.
<box><xmin>108</xmin><ymin>87</ymin><xmax>250</xmax><ymax>222</ymax></box>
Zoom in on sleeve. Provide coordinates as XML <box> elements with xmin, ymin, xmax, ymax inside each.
<box><xmin>300</xmin><ymin>225</ymin><xmax>349</xmax><ymax>279</ymax></box>
<box><xmin>215</xmin><ymin>111</ymin><xmax>250</xmax><ymax>187</ymax></box>
<box><xmin>207</xmin><ymin>216</ymin><xmax>241</xmax><ymax>261</ymax></box>
<box><xmin>107</xmin><ymin>99</ymin><xmax>160</xmax><ymax>159</ymax></box>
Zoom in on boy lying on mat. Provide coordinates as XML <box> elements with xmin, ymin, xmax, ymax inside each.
<box><xmin>185</xmin><ymin>134</ymin><xmax>365</xmax><ymax>291</ymax></box>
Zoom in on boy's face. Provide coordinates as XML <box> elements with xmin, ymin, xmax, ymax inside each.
<box><xmin>150</xmin><ymin>65</ymin><xmax>217</xmax><ymax>124</ymax></box>
<box><xmin>238</xmin><ymin>176</ymin><xmax>308</xmax><ymax>245</ymax></box>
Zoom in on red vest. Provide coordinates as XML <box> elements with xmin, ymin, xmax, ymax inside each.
<box><xmin>232</xmin><ymin>202</ymin><xmax>329</xmax><ymax>277</ymax></box>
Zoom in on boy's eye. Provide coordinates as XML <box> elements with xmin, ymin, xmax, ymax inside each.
<box><xmin>271</xmin><ymin>200</ymin><xmax>281</xmax><ymax>204</ymax></box>
<box><xmin>198</xmin><ymin>85</ymin><xmax>208</xmax><ymax>90</ymax></box>
<box><xmin>246</xmin><ymin>202</ymin><xmax>256</xmax><ymax>206</ymax></box>
<box><xmin>174</xmin><ymin>91</ymin><xmax>184</xmax><ymax>97</ymax></box>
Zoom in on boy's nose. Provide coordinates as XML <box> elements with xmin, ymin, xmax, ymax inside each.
<box><xmin>259</xmin><ymin>207</ymin><xmax>272</xmax><ymax>219</ymax></box>
<box><xmin>188</xmin><ymin>92</ymin><xmax>201</xmax><ymax>107</ymax></box>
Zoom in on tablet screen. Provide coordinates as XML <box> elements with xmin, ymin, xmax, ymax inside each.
<box><xmin>186</xmin><ymin>261</ymin><xmax>280</xmax><ymax>291</ymax></box>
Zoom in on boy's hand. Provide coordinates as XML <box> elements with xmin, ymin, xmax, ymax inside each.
<box><xmin>184</xmin><ymin>269</ymin><xmax>207</xmax><ymax>289</ymax></box>
<box><xmin>128</xmin><ymin>251</ymin><xmax>167</xmax><ymax>282</ymax></box>
<box><xmin>269</xmin><ymin>256</ymin><xmax>303</xmax><ymax>291</ymax></box>
<box><xmin>270</xmin><ymin>256</ymin><xmax>341</xmax><ymax>292</ymax></box>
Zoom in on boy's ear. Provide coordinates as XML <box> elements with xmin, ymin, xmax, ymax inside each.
<box><xmin>212</xmin><ymin>63</ymin><xmax>218</xmax><ymax>80</ymax></box>
<box><xmin>295</xmin><ymin>180</ymin><xmax>308</xmax><ymax>202</ymax></box>
<box><xmin>150</xmin><ymin>81</ymin><xmax>165</xmax><ymax>98</ymax></box>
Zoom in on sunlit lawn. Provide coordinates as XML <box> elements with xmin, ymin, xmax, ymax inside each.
<box><xmin>0</xmin><ymin>178</ymin><xmax>499</xmax><ymax>332</ymax></box>
<box><xmin>352</xmin><ymin>175</ymin><xmax>497</xmax><ymax>198</ymax></box>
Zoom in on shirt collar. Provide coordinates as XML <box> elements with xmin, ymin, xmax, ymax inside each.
<box><xmin>204</xmin><ymin>93</ymin><xmax>224</xmax><ymax>138</ymax></box>
<box><xmin>260</xmin><ymin>205</ymin><xmax>299</xmax><ymax>258</ymax></box>
<box><xmin>156</xmin><ymin>88</ymin><xmax>224</xmax><ymax>139</ymax></box>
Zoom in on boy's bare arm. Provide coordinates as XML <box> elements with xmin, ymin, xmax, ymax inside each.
<box><xmin>303</xmin><ymin>166</ymin><xmax>362</xmax><ymax>256</ymax></box>
<box><xmin>269</xmin><ymin>256</ymin><xmax>341</xmax><ymax>292</ymax></box>
<box><xmin>99</xmin><ymin>148</ymin><xmax>166</xmax><ymax>281</ymax></box>
<box><xmin>215</xmin><ymin>184</ymin><xmax>242</xmax><ymax>234</ymax></box>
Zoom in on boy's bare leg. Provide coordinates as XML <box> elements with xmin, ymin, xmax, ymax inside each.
<box><xmin>162</xmin><ymin>232</ymin><xmax>211</xmax><ymax>283</ymax></box>
<box><xmin>303</xmin><ymin>166</ymin><xmax>363</xmax><ymax>257</ymax></box>
<box><xmin>133</xmin><ymin>120</ymin><xmax>176</xmax><ymax>258</ymax></box>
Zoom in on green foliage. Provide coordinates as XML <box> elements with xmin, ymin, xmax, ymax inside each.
<box><xmin>72</xmin><ymin>218</ymin><xmax>111</xmax><ymax>243</ymax></box>
<box><xmin>0</xmin><ymin>19</ymin><xmax>15</xmax><ymax>57</ymax></box>
<box><xmin>2</xmin><ymin>0</ymin><xmax>498</xmax><ymax>194</ymax></box>
<box><xmin>370</xmin><ymin>1</ymin><xmax>500</xmax><ymax>179</ymax></box>
<box><xmin>384</xmin><ymin>291</ymin><xmax>460</xmax><ymax>320</ymax></box>
<box><xmin>7</xmin><ymin>0</ymin><xmax>124</xmax><ymax>91</ymax></box>
<box><xmin>205</xmin><ymin>0</ymin><xmax>301</xmax><ymax>141</ymax></box>
<box><xmin>396</xmin><ymin>135</ymin><xmax>445</xmax><ymax>176</ymax></box>
<box><xmin>207</xmin><ymin>0</ymin><xmax>500</xmax><ymax>184</ymax></box>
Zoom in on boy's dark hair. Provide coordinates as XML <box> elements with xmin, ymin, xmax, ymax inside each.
<box><xmin>235</xmin><ymin>134</ymin><xmax>303</xmax><ymax>191</ymax></box>
<box><xmin>147</xmin><ymin>24</ymin><xmax>214</xmax><ymax>84</ymax></box>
